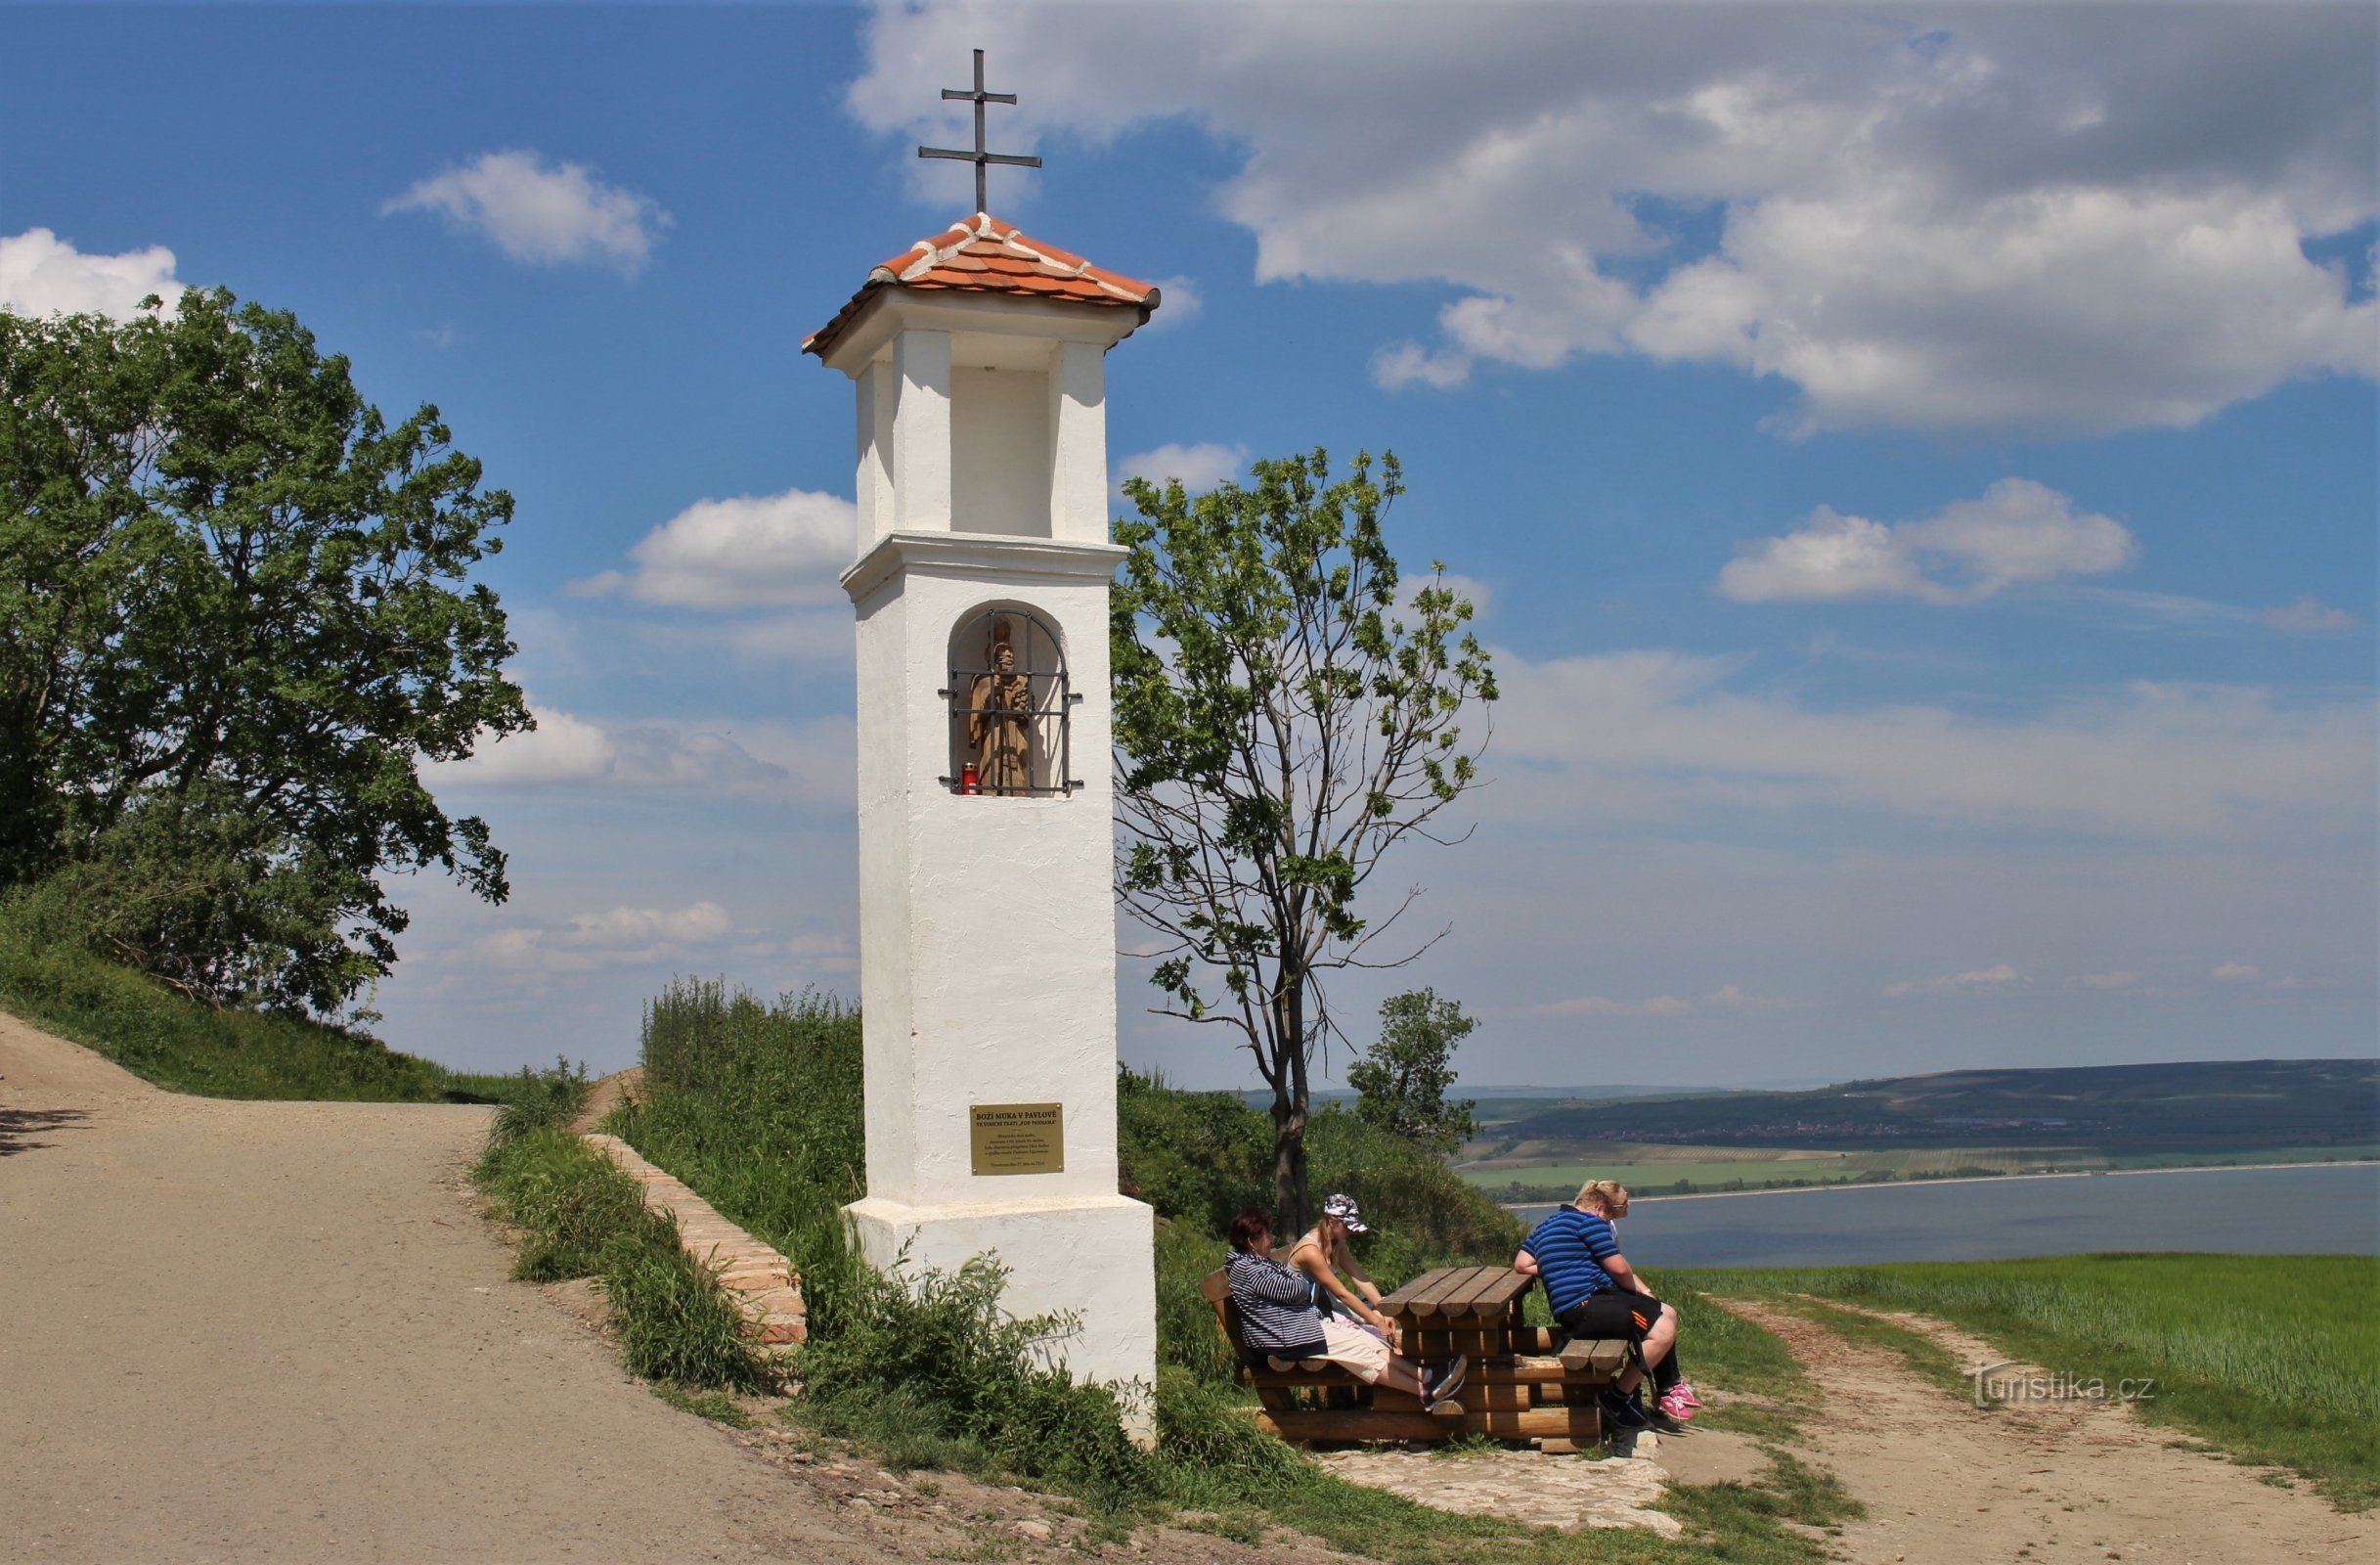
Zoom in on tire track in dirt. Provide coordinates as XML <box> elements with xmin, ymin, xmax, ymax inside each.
<box><xmin>1719</xmin><ymin>1297</ymin><xmax>2375</xmax><ymax>1565</ymax></box>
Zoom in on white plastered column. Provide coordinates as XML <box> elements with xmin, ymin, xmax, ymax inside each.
<box><xmin>840</xmin><ymin>531</ymin><xmax>1153</xmax><ymax>1440</ymax></box>
<box><xmin>891</xmin><ymin>329</ymin><xmax>952</xmax><ymax>533</ymax></box>
<box><xmin>853</xmin><ymin>361</ymin><xmax>898</xmax><ymax>546</ymax></box>
<box><xmin>817</xmin><ymin>280</ymin><xmax>1160</xmax><ymax>1440</ymax></box>
<box><xmin>1047</xmin><ymin>341</ymin><xmax>1108</xmax><ymax>544</ymax></box>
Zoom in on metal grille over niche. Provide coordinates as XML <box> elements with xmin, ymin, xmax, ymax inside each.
<box><xmin>941</xmin><ymin>606</ymin><xmax>1079</xmax><ymax>796</ymax></box>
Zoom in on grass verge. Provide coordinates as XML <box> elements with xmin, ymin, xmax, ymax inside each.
<box><xmin>1680</xmin><ymin>1255</ymin><xmax>2380</xmax><ymax>1511</ymax></box>
<box><xmin>471</xmin><ymin>1062</ymin><xmax>773</xmax><ymax>1394</ymax></box>
<box><xmin>605</xmin><ymin>979</ymin><xmax>1872</xmax><ymax>1561</ymax></box>
<box><xmin>0</xmin><ymin>899</ymin><xmax>516</xmax><ymax>1102</ymax></box>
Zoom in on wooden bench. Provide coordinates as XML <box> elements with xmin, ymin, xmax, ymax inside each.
<box><xmin>1201</xmin><ymin>1262</ymin><xmax>1632</xmax><ymax>1445</ymax></box>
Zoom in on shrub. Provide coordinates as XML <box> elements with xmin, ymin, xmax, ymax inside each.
<box><xmin>1306</xmin><ymin>1107</ymin><xmax>1523</xmax><ymax>1272</ymax></box>
<box><xmin>490</xmin><ymin>1056</ymin><xmax>589</xmax><ymax>1146</ymax></box>
<box><xmin>799</xmin><ymin>1251</ymin><xmax>1160</xmax><ymax>1512</ymax></box>
<box><xmin>1118</xmin><ymin>1068</ymin><xmax>1271</xmax><ymax>1236</ymax></box>
<box><xmin>1153</xmin><ymin>1220</ymin><xmax>1238</xmax><ymax>1382</ymax></box>
<box><xmin>1119</xmin><ymin>1070</ymin><xmax>1521</xmax><ymax>1287</ymax></box>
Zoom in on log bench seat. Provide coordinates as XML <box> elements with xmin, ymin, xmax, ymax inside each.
<box><xmin>1201</xmin><ymin>1263</ymin><xmax>1632</xmax><ymax>1445</ymax></box>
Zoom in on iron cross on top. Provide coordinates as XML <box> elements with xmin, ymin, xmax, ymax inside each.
<box><xmin>918</xmin><ymin>48</ymin><xmax>1042</xmax><ymax>213</ymax></box>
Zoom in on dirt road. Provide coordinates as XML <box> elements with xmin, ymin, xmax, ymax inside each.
<box><xmin>1725</xmin><ymin>1298</ymin><xmax>2377</xmax><ymax>1565</ymax></box>
<box><xmin>0</xmin><ymin>1015</ymin><xmax>1360</xmax><ymax>1565</ymax></box>
<box><xmin>0</xmin><ymin>1012</ymin><xmax>875</xmax><ymax>1564</ymax></box>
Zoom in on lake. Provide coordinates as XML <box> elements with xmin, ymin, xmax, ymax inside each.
<box><xmin>1510</xmin><ymin>1161</ymin><xmax>2380</xmax><ymax>1269</ymax></box>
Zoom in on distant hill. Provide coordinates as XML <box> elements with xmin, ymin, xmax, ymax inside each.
<box><xmin>1491</xmin><ymin>1058</ymin><xmax>2380</xmax><ymax>1154</ymax></box>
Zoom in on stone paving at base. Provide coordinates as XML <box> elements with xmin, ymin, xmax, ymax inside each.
<box><xmin>1315</xmin><ymin>1439</ymin><xmax>1682</xmax><ymax>1538</ymax></box>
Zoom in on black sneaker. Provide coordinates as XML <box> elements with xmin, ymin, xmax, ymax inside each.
<box><xmin>1598</xmin><ymin>1386</ymin><xmax>1651</xmax><ymax>1431</ymax></box>
<box><xmin>1424</xmin><ymin>1353</ymin><xmax>1469</xmax><ymax>1405</ymax></box>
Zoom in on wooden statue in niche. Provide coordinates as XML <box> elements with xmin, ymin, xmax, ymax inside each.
<box><xmin>969</xmin><ymin>618</ymin><xmax>1034</xmax><ymax>794</ymax></box>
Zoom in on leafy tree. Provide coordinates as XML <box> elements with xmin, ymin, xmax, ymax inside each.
<box><xmin>0</xmin><ymin>289</ymin><xmax>529</xmax><ymax>1012</ymax></box>
<box><xmin>1111</xmin><ymin>449</ymin><xmax>1496</xmax><ymax>1231</ymax></box>
<box><xmin>1346</xmin><ymin>987</ymin><xmax>1478</xmax><ymax>1154</ymax></box>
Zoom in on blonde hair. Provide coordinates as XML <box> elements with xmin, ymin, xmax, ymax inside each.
<box><xmin>1575</xmin><ymin>1180</ymin><xmax>1630</xmax><ymax>1216</ymax></box>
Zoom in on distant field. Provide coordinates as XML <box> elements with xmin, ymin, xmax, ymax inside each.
<box><xmin>1679</xmin><ymin>1253</ymin><xmax>2380</xmax><ymax>1511</ymax></box>
<box><xmin>1459</xmin><ymin>1140</ymin><xmax>2380</xmax><ymax>1198</ymax></box>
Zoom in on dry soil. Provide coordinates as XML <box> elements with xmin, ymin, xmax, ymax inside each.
<box><xmin>1722</xmin><ymin>1297</ymin><xmax>2378</xmax><ymax>1565</ymax></box>
<box><xmin>0</xmin><ymin>1014</ymin><xmax>1338</xmax><ymax>1565</ymax></box>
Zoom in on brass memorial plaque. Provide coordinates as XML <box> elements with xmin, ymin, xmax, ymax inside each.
<box><xmin>969</xmin><ymin>1102</ymin><xmax>1065</xmax><ymax>1176</ymax></box>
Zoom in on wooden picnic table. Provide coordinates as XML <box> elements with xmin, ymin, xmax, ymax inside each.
<box><xmin>1203</xmin><ymin>1261</ymin><xmax>1633</xmax><ymax>1447</ymax></box>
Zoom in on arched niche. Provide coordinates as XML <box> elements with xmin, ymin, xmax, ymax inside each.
<box><xmin>944</xmin><ymin>605</ymin><xmax>1075</xmax><ymax>796</ymax></box>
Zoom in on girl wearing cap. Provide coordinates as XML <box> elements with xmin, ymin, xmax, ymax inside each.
<box><xmin>1286</xmin><ymin>1193</ymin><xmax>1400</xmax><ymax>1349</ymax></box>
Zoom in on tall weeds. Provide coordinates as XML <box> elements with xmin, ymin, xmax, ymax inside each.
<box><xmin>613</xmin><ymin>980</ymin><xmax>867</xmax><ymax>1323</ymax></box>
<box><xmin>474</xmin><ymin>1058</ymin><xmax>771</xmax><ymax>1394</ymax></box>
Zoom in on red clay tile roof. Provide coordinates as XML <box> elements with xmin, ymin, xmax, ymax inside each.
<box><xmin>805</xmin><ymin>213</ymin><xmax>1160</xmax><ymax>358</ymax></box>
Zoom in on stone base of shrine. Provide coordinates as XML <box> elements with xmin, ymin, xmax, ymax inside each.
<box><xmin>847</xmin><ymin>1189</ymin><xmax>1157</xmax><ymax>1445</ymax></box>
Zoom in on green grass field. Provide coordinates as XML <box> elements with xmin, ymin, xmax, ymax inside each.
<box><xmin>1673</xmin><ymin>1254</ymin><xmax>2380</xmax><ymax>1511</ymax></box>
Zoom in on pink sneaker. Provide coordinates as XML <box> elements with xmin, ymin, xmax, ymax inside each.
<box><xmin>1658</xmin><ymin>1386</ymin><xmax>1699</xmax><ymax>1421</ymax></box>
<box><xmin>1672</xmin><ymin>1380</ymin><xmax>1706</xmax><ymax>1408</ymax></box>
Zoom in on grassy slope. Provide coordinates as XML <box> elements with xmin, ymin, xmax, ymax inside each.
<box><xmin>1678</xmin><ymin>1254</ymin><xmax>2380</xmax><ymax>1511</ymax></box>
<box><xmin>0</xmin><ymin>909</ymin><xmax>515</xmax><ymax>1101</ymax></box>
<box><xmin>611</xmin><ymin>981</ymin><xmax>1864</xmax><ymax>1562</ymax></box>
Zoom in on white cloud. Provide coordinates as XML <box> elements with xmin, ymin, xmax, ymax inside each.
<box><xmin>575</xmin><ymin>489</ymin><xmax>856</xmax><ymax>609</ymax></box>
<box><xmin>383</xmin><ymin>150</ymin><xmax>670</xmax><ymax>274</ymax></box>
<box><xmin>1719</xmin><ymin>479</ymin><xmax>2137</xmax><ymax>604</ymax></box>
<box><xmin>1116</xmin><ymin>441</ymin><xmax>1248</xmax><ymax>499</ymax></box>
<box><xmin>1533</xmin><ymin>983</ymin><xmax>1787</xmax><ymax>1018</ymax></box>
<box><xmin>734</xmin><ymin>932</ymin><xmax>860</xmax><ymax>977</ymax></box>
<box><xmin>1885</xmin><ymin>962</ymin><xmax>2023</xmax><ymax>997</ymax></box>
<box><xmin>1704</xmin><ymin>983</ymin><xmax>1794</xmax><ymax>1012</ymax></box>
<box><xmin>1533</xmin><ymin>992</ymin><xmax>1693</xmax><ymax>1018</ymax></box>
<box><xmin>2075</xmin><ymin>970</ymin><xmax>2137</xmax><ymax>990</ymax></box>
<box><xmin>2210</xmin><ymin>961</ymin><xmax>2263</xmax><ymax>983</ymax></box>
<box><xmin>562</xmin><ymin>902</ymin><xmax>733</xmax><ymax>948</ymax></box>
<box><xmin>423</xmin><ymin>700</ymin><xmax>822</xmax><ymax>797</ymax></box>
<box><xmin>473</xmin><ymin>900</ymin><xmax>735</xmax><ymax>976</ymax></box>
<box><xmin>2260</xmin><ymin>596</ymin><xmax>2359</xmax><ymax>633</ymax></box>
<box><xmin>1144</xmin><ymin>274</ymin><xmax>1202</xmax><ymax>329</ymax></box>
<box><xmin>1494</xmin><ymin>649</ymin><xmax>2376</xmax><ymax>838</ymax></box>
<box><xmin>2066</xmin><ymin>588</ymin><xmax>2256</xmax><ymax>631</ymax></box>
<box><xmin>851</xmin><ymin>4</ymin><xmax>2377</xmax><ymax>435</ymax></box>
<box><xmin>0</xmin><ymin>228</ymin><xmax>184</xmax><ymax>319</ymax></box>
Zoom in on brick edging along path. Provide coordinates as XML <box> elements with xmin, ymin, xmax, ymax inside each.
<box><xmin>583</xmin><ymin>1133</ymin><xmax>809</xmax><ymax>1347</ymax></box>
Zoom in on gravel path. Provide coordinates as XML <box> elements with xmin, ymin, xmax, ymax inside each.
<box><xmin>0</xmin><ymin>1011</ymin><xmax>870</xmax><ymax>1564</ymax></box>
<box><xmin>0</xmin><ymin>1013</ymin><xmax>1369</xmax><ymax>1565</ymax></box>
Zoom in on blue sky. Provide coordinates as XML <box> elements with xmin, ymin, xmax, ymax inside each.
<box><xmin>6</xmin><ymin>2</ymin><xmax>2373</xmax><ymax>1089</ymax></box>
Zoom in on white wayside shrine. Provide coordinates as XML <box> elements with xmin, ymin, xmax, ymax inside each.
<box><xmin>805</xmin><ymin>214</ymin><xmax>1161</xmax><ymax>1432</ymax></box>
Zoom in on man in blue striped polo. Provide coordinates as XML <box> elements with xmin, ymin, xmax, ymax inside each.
<box><xmin>1514</xmin><ymin>1185</ymin><xmax>1680</xmax><ymax>1432</ymax></box>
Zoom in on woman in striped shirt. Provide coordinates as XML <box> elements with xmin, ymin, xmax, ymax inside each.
<box><xmin>1226</xmin><ymin>1209</ymin><xmax>1466</xmax><ymax>1410</ymax></box>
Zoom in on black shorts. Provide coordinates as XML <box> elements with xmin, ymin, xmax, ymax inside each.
<box><xmin>1560</xmin><ymin>1290</ymin><xmax>1663</xmax><ymax>1341</ymax></box>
